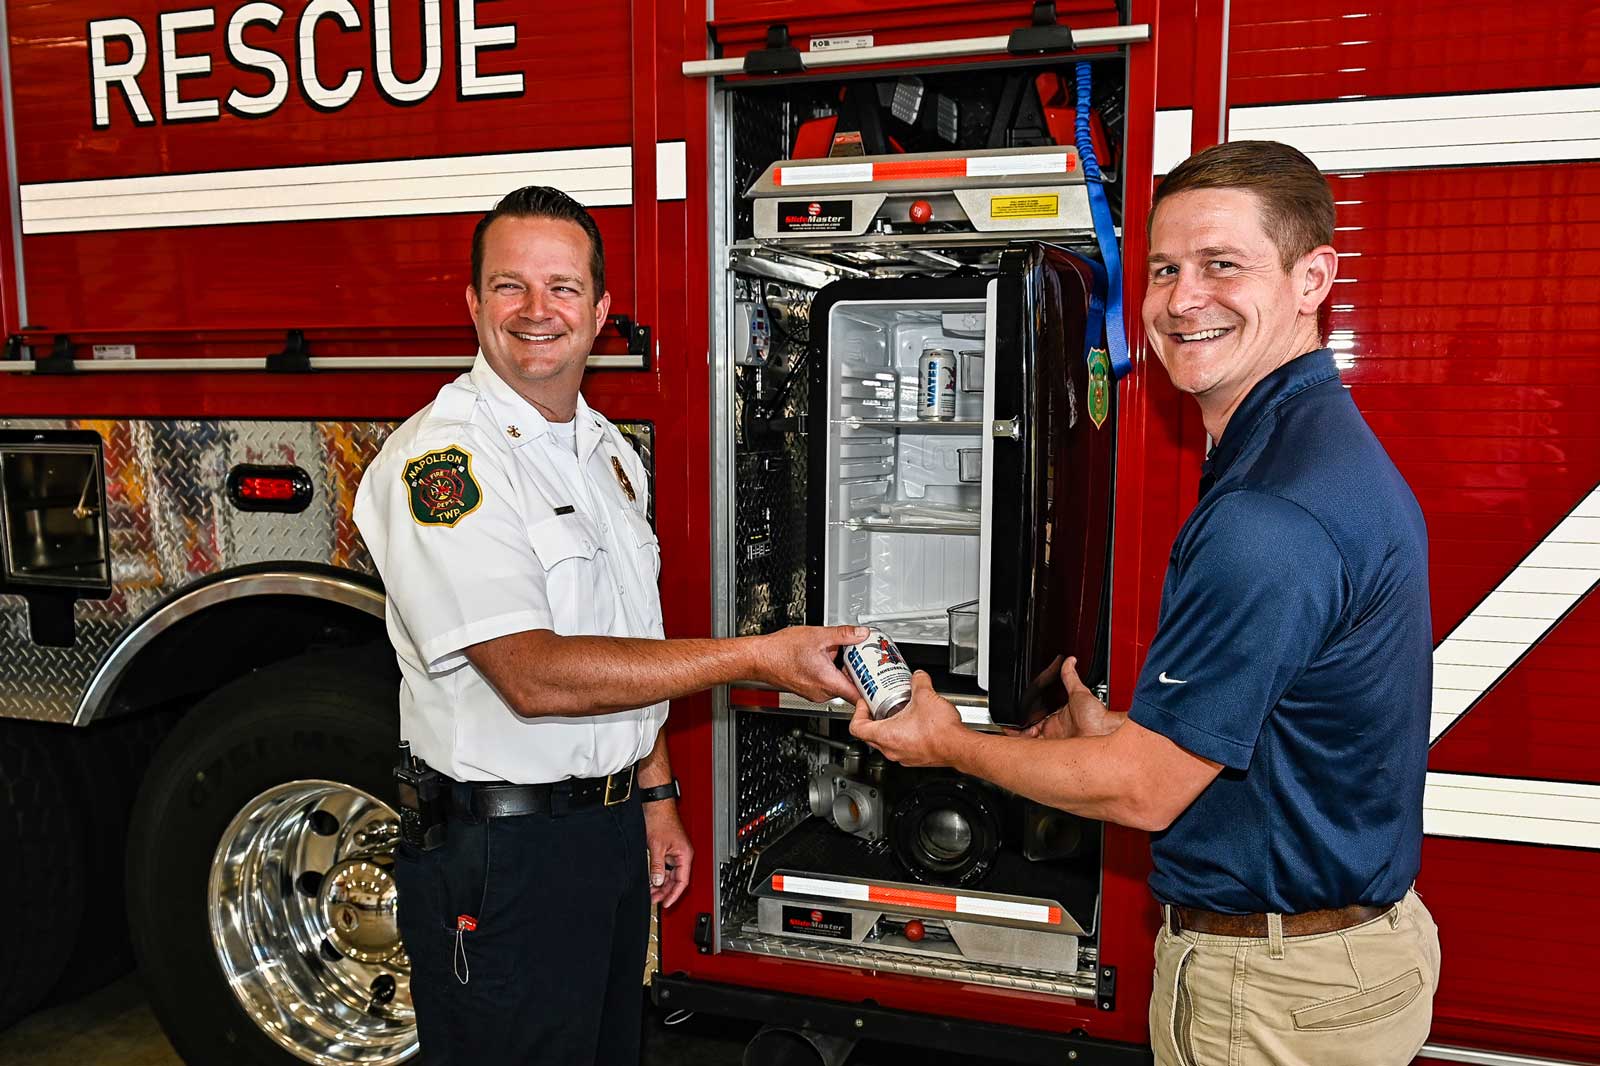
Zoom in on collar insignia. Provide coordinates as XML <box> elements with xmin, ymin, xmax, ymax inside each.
<box><xmin>611</xmin><ymin>456</ymin><xmax>637</xmax><ymax>503</ymax></box>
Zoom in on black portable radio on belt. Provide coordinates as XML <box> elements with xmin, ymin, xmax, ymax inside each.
<box><xmin>395</xmin><ymin>741</ymin><xmax>448</xmax><ymax>851</ymax></box>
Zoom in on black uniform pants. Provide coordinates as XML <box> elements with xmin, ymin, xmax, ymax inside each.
<box><xmin>392</xmin><ymin>790</ymin><xmax>650</xmax><ymax>1065</ymax></box>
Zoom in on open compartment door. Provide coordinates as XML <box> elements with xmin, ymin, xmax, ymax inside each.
<box><xmin>982</xmin><ymin>244</ymin><xmax>1114</xmax><ymax>727</ymax></box>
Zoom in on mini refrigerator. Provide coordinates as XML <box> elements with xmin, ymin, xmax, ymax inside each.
<box><xmin>806</xmin><ymin>244</ymin><xmax>1115</xmax><ymax>727</ymax></box>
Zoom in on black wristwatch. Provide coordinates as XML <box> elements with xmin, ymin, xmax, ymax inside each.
<box><xmin>637</xmin><ymin>779</ymin><xmax>680</xmax><ymax>804</ymax></box>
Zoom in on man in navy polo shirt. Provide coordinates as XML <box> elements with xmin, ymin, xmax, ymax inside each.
<box><xmin>851</xmin><ymin>140</ymin><xmax>1439</xmax><ymax>1065</ymax></box>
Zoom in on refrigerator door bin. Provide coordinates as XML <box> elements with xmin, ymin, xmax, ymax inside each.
<box><xmin>956</xmin><ymin>447</ymin><xmax>981</xmax><ymax>483</ymax></box>
<box><xmin>948</xmin><ymin>599</ymin><xmax>979</xmax><ymax>675</ymax></box>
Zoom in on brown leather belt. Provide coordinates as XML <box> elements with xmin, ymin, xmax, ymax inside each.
<box><xmin>1170</xmin><ymin>902</ymin><xmax>1392</xmax><ymax>938</ymax></box>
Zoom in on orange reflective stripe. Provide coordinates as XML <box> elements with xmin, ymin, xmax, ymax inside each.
<box><xmin>868</xmin><ymin>885</ymin><xmax>959</xmax><ymax>911</ymax></box>
<box><xmin>871</xmin><ymin>157</ymin><xmax>968</xmax><ymax>182</ymax></box>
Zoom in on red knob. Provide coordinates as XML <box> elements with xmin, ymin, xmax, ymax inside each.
<box><xmin>903</xmin><ymin>919</ymin><xmax>926</xmax><ymax>942</ymax></box>
<box><xmin>908</xmin><ymin>199</ymin><xmax>933</xmax><ymax>225</ymax></box>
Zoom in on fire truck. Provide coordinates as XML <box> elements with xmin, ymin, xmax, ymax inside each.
<box><xmin>0</xmin><ymin>1</ymin><xmax>1594</xmax><ymax>1064</ymax></box>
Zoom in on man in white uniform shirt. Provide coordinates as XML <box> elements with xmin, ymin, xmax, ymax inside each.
<box><xmin>354</xmin><ymin>187</ymin><xmax>862</xmax><ymax>1065</ymax></box>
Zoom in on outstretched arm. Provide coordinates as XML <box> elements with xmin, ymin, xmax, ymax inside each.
<box><xmin>466</xmin><ymin>624</ymin><xmax>867</xmax><ymax>718</ymax></box>
<box><xmin>850</xmin><ymin>672</ymin><xmax>1220</xmax><ymax>831</ymax></box>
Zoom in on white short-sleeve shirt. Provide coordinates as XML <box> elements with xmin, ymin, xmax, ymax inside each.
<box><xmin>353</xmin><ymin>354</ymin><xmax>665</xmax><ymax>784</ymax></box>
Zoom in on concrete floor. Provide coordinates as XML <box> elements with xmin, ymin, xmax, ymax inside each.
<box><xmin>0</xmin><ymin>976</ymin><xmax>180</xmax><ymax>1066</ymax></box>
<box><xmin>0</xmin><ymin>975</ymin><xmax>996</xmax><ymax>1066</ymax></box>
<box><xmin>0</xmin><ymin>976</ymin><xmax>756</xmax><ymax>1066</ymax></box>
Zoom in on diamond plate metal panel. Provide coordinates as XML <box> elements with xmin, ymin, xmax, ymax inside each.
<box><xmin>718</xmin><ymin>711</ymin><xmax>814</xmax><ymax>925</ymax></box>
<box><xmin>0</xmin><ymin>419</ymin><xmax>394</xmax><ymax>723</ymax></box>
<box><xmin>732</xmin><ymin>277</ymin><xmax>815</xmax><ymax>637</ymax></box>
<box><xmin>722</xmin><ymin>932</ymin><xmax>1096</xmax><ymax>999</ymax></box>
<box><xmin>731</xmin><ymin>92</ymin><xmax>788</xmax><ymax>243</ymax></box>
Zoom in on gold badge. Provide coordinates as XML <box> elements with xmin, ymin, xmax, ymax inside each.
<box><xmin>611</xmin><ymin>456</ymin><xmax>636</xmax><ymax>502</ymax></box>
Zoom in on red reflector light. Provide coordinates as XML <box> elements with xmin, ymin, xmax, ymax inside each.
<box><xmin>227</xmin><ymin>464</ymin><xmax>311</xmax><ymax>513</ymax></box>
<box><xmin>238</xmin><ymin>476</ymin><xmax>297</xmax><ymax>501</ymax></box>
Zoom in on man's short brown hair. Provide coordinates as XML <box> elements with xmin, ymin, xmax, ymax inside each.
<box><xmin>1150</xmin><ymin>141</ymin><xmax>1335</xmax><ymax>269</ymax></box>
<box><xmin>470</xmin><ymin>186</ymin><xmax>606</xmax><ymax>294</ymax></box>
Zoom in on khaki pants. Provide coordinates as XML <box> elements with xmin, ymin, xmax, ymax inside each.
<box><xmin>1150</xmin><ymin>890</ymin><xmax>1440</xmax><ymax>1066</ymax></box>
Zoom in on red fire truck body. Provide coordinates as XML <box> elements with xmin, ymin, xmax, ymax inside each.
<box><xmin>0</xmin><ymin>2</ymin><xmax>1595</xmax><ymax>1065</ymax></box>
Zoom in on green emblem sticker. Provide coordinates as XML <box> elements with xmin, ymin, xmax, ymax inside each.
<box><xmin>403</xmin><ymin>445</ymin><xmax>482</xmax><ymax>527</ymax></box>
<box><xmin>1087</xmin><ymin>347</ymin><xmax>1111</xmax><ymax>430</ymax></box>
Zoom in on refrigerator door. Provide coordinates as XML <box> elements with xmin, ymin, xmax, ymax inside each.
<box><xmin>980</xmin><ymin>244</ymin><xmax>1113</xmax><ymax>727</ymax></box>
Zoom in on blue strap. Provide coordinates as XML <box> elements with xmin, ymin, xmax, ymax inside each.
<box><xmin>1075</xmin><ymin>62</ymin><xmax>1130</xmax><ymax>380</ymax></box>
<box><xmin>1081</xmin><ymin>252</ymin><xmax>1108</xmax><ymax>368</ymax></box>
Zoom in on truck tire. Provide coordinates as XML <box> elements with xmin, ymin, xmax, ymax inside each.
<box><xmin>126</xmin><ymin>645</ymin><xmax>417</xmax><ymax>1066</ymax></box>
<box><xmin>45</xmin><ymin>707</ymin><xmax>181</xmax><ymax>1005</ymax></box>
<box><xmin>0</xmin><ymin>720</ymin><xmax>87</xmax><ymax>1031</ymax></box>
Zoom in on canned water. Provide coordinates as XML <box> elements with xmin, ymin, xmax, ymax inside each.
<box><xmin>843</xmin><ymin>628</ymin><xmax>915</xmax><ymax>720</ymax></box>
<box><xmin>917</xmin><ymin>347</ymin><xmax>957</xmax><ymax>420</ymax></box>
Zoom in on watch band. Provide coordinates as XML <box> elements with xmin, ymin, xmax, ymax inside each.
<box><xmin>638</xmin><ymin>780</ymin><xmax>680</xmax><ymax>803</ymax></box>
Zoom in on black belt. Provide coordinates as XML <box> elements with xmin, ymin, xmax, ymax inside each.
<box><xmin>447</xmin><ymin>764</ymin><xmax>635</xmax><ymax>819</ymax></box>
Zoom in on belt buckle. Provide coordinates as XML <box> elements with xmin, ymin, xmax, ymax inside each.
<box><xmin>604</xmin><ymin>766</ymin><xmax>634</xmax><ymax>806</ymax></box>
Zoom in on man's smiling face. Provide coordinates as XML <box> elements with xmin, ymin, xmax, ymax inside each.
<box><xmin>466</xmin><ymin>214</ymin><xmax>610</xmax><ymax>410</ymax></box>
<box><xmin>1143</xmin><ymin>187</ymin><xmax>1313</xmax><ymax>405</ymax></box>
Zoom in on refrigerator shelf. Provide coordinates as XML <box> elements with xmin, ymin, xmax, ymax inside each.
<box><xmin>842</xmin><ymin>417</ymin><xmax>982</xmax><ymax>433</ymax></box>
<box><xmin>845</xmin><ymin>517</ymin><xmax>979</xmax><ymax>535</ymax></box>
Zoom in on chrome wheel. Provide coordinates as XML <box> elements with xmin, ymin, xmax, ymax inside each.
<box><xmin>209</xmin><ymin>780</ymin><xmax>416</xmax><ymax>1064</ymax></box>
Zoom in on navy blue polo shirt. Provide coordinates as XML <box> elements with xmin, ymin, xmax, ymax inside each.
<box><xmin>1129</xmin><ymin>349</ymin><xmax>1431</xmax><ymax>914</ymax></box>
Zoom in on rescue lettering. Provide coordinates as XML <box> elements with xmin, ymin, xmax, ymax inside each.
<box><xmin>88</xmin><ymin>0</ymin><xmax>523</xmax><ymax>130</ymax></box>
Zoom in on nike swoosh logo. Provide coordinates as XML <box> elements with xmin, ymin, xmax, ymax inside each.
<box><xmin>1158</xmin><ymin>672</ymin><xmax>1188</xmax><ymax>685</ymax></box>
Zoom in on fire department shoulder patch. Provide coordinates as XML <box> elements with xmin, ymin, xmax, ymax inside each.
<box><xmin>403</xmin><ymin>445</ymin><xmax>483</xmax><ymax>527</ymax></box>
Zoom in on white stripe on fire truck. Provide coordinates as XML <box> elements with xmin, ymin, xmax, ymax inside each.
<box><xmin>770</xmin><ymin>873</ymin><xmax>1063</xmax><ymax>925</ymax></box>
<box><xmin>17</xmin><ymin>141</ymin><xmax>688</xmax><ymax>235</ymax></box>
<box><xmin>1153</xmin><ymin>85</ymin><xmax>1600</xmax><ymax>175</ymax></box>
<box><xmin>775</xmin><ymin>151</ymin><xmax>1073</xmax><ymax>187</ymax></box>
<box><xmin>1419</xmin><ymin>483</ymin><xmax>1600</xmax><ymax>849</ymax></box>
<box><xmin>1429</xmin><ymin>483</ymin><xmax>1600</xmax><ymax>744</ymax></box>
<box><xmin>1424</xmin><ymin>772</ymin><xmax>1600</xmax><ymax>850</ymax></box>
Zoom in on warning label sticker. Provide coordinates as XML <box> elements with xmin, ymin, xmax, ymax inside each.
<box><xmin>990</xmin><ymin>194</ymin><xmax>1061</xmax><ymax>220</ymax></box>
<box><xmin>809</xmin><ymin>35</ymin><xmax>873</xmax><ymax>52</ymax></box>
<box><xmin>782</xmin><ymin>904</ymin><xmax>853</xmax><ymax>940</ymax></box>
<box><xmin>777</xmin><ymin>200</ymin><xmax>854</xmax><ymax>234</ymax></box>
